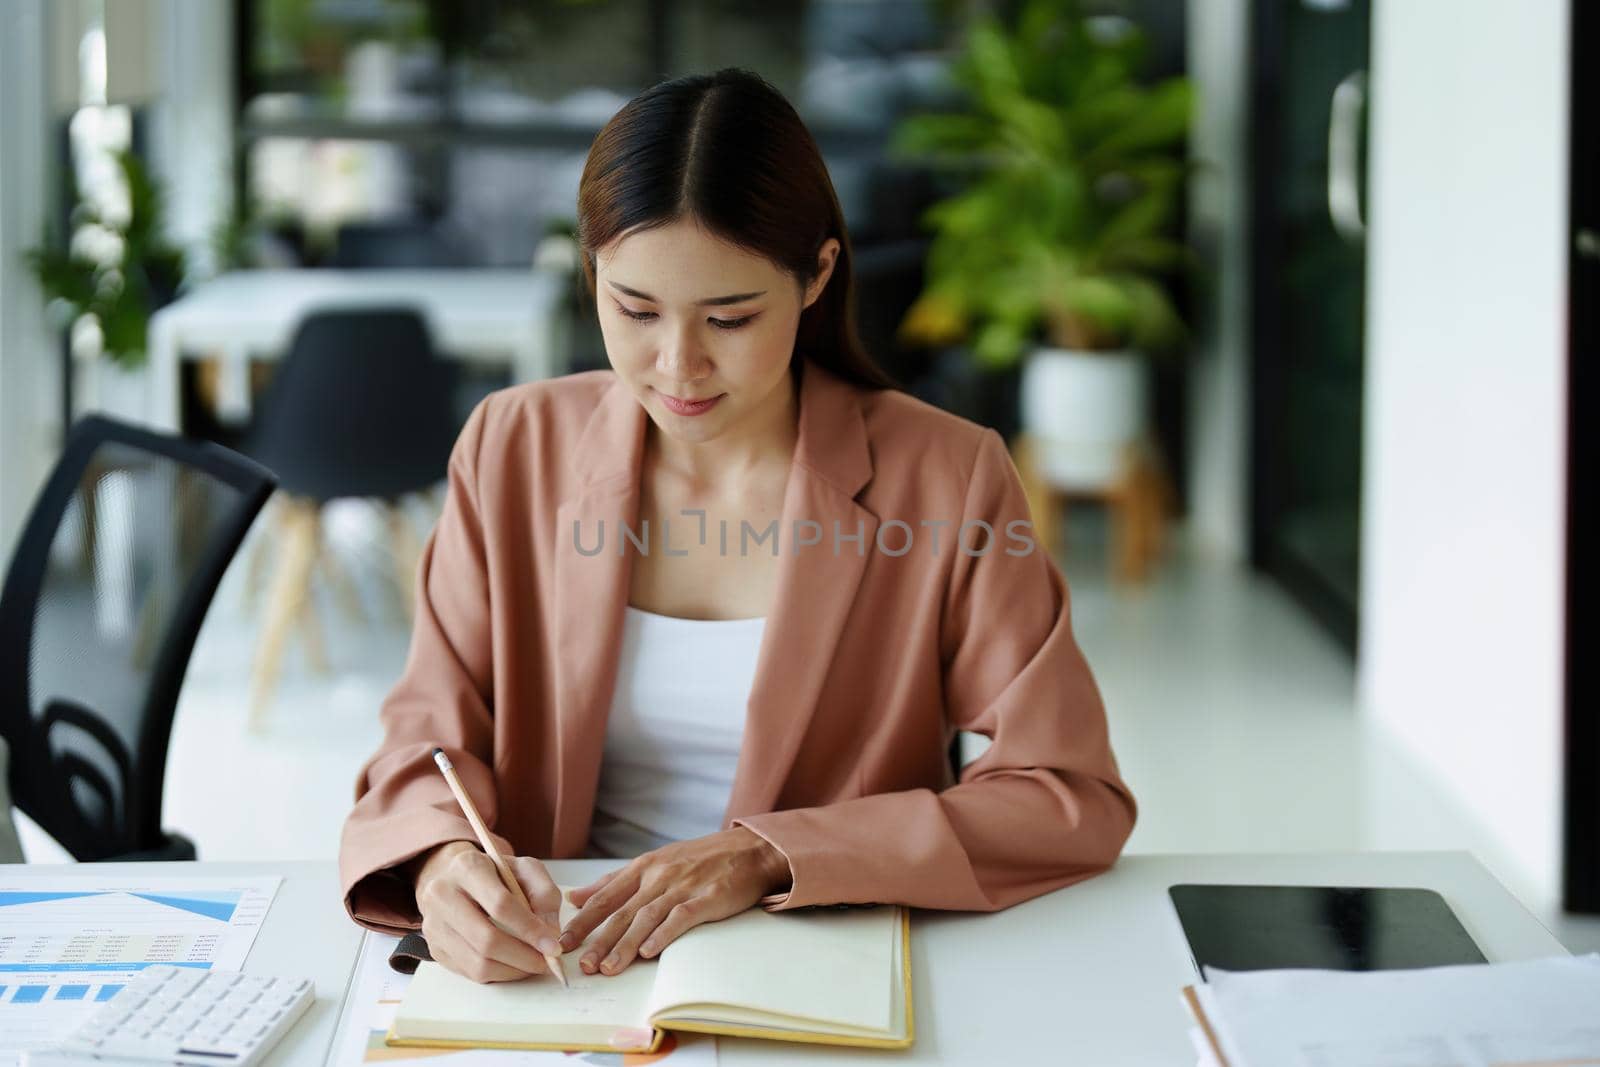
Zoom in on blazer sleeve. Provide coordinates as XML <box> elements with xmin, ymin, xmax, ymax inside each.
<box><xmin>337</xmin><ymin>397</ymin><xmax>517</xmax><ymax>935</ymax></box>
<box><xmin>733</xmin><ymin>427</ymin><xmax>1138</xmax><ymax>912</ymax></box>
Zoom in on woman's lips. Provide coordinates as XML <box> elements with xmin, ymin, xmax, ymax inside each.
<box><xmin>659</xmin><ymin>392</ymin><xmax>723</xmax><ymax>416</ymax></box>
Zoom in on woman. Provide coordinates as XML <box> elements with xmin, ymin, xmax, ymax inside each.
<box><xmin>339</xmin><ymin>68</ymin><xmax>1137</xmax><ymax>985</ymax></box>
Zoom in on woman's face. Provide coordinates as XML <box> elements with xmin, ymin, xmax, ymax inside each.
<box><xmin>594</xmin><ymin>217</ymin><xmax>837</xmax><ymax>447</ymax></box>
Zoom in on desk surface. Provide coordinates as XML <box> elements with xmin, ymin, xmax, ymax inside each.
<box><xmin>6</xmin><ymin>851</ymin><xmax>1567</xmax><ymax>1067</ymax></box>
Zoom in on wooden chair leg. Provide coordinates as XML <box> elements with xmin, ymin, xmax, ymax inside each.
<box><xmin>249</xmin><ymin>498</ymin><xmax>318</xmax><ymax>731</ymax></box>
<box><xmin>316</xmin><ymin>536</ymin><xmax>366</xmax><ymax>624</ymax></box>
<box><xmin>1054</xmin><ymin>490</ymin><xmax>1069</xmax><ymax>562</ymax></box>
<box><xmin>242</xmin><ymin>495</ymin><xmax>280</xmax><ymax>612</ymax></box>
<box><xmin>77</xmin><ymin>462</ymin><xmax>102</xmax><ymax>579</ymax></box>
<box><xmin>1128</xmin><ymin>467</ymin><xmax>1157</xmax><ymax>583</ymax></box>
<box><xmin>298</xmin><ymin>509</ymin><xmax>331</xmax><ymax>676</ymax></box>
<box><xmin>386</xmin><ymin>499</ymin><xmax>422</xmax><ymax>622</ymax></box>
<box><xmin>1120</xmin><ymin>443</ymin><xmax>1171</xmax><ymax>584</ymax></box>
<box><xmin>298</xmin><ymin>592</ymin><xmax>330</xmax><ymax>675</ymax></box>
<box><xmin>1111</xmin><ymin>493</ymin><xmax>1136</xmax><ymax>583</ymax></box>
<box><xmin>1011</xmin><ymin>434</ymin><xmax>1060</xmax><ymax>562</ymax></box>
<box><xmin>129</xmin><ymin>578</ymin><xmax>170</xmax><ymax>671</ymax></box>
<box><xmin>1110</xmin><ymin>445</ymin><xmax>1141</xmax><ymax>584</ymax></box>
<box><xmin>1137</xmin><ymin>454</ymin><xmax>1165</xmax><ymax>579</ymax></box>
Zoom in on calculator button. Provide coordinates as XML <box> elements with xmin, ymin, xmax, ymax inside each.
<box><xmin>165</xmin><ymin>971</ymin><xmax>206</xmax><ymax>995</ymax></box>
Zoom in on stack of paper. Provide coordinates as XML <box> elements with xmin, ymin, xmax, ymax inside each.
<box><xmin>1181</xmin><ymin>953</ymin><xmax>1600</xmax><ymax>1067</ymax></box>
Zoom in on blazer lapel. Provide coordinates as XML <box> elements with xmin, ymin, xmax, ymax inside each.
<box><xmin>550</xmin><ymin>379</ymin><xmax>646</xmax><ymax>855</ymax></box>
<box><xmin>723</xmin><ymin>361</ymin><xmax>877</xmax><ymax>823</ymax></box>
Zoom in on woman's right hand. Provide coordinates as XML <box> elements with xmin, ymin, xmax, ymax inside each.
<box><xmin>411</xmin><ymin>841</ymin><xmax>566</xmax><ymax>983</ymax></box>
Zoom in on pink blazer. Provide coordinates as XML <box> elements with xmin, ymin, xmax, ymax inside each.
<box><xmin>339</xmin><ymin>357</ymin><xmax>1137</xmax><ymax>933</ymax></box>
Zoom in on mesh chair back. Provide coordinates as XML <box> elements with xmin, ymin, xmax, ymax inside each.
<box><xmin>248</xmin><ymin>306</ymin><xmax>460</xmax><ymax>501</ymax></box>
<box><xmin>0</xmin><ymin>416</ymin><xmax>275</xmax><ymax>860</ymax></box>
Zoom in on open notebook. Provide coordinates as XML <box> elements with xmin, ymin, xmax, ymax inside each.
<box><xmin>386</xmin><ymin>888</ymin><xmax>913</xmax><ymax>1054</ymax></box>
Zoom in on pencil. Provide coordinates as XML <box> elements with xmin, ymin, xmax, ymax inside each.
<box><xmin>431</xmin><ymin>747</ymin><xmax>568</xmax><ymax>987</ymax></box>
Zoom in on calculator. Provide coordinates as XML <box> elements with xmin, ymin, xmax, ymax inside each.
<box><xmin>30</xmin><ymin>964</ymin><xmax>315</xmax><ymax>1066</ymax></box>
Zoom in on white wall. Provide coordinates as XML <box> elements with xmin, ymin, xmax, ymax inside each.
<box><xmin>146</xmin><ymin>0</ymin><xmax>235</xmax><ymax>279</ymax></box>
<box><xmin>1183</xmin><ymin>0</ymin><xmax>1251</xmax><ymax>563</ymax></box>
<box><xmin>0</xmin><ymin>0</ymin><xmax>62</xmax><ymax>564</ymax></box>
<box><xmin>1360</xmin><ymin>1</ymin><xmax>1570</xmax><ymax>911</ymax></box>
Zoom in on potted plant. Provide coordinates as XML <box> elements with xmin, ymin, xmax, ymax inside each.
<box><xmin>891</xmin><ymin>0</ymin><xmax>1195</xmax><ymax>488</ymax></box>
<box><xmin>26</xmin><ymin>148</ymin><xmax>186</xmax><ymax>418</ymax></box>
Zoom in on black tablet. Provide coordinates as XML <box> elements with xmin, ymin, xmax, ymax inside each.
<box><xmin>1168</xmin><ymin>884</ymin><xmax>1487</xmax><ymax>979</ymax></box>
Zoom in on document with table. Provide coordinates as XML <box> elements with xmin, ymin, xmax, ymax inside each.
<box><xmin>387</xmin><ymin>892</ymin><xmax>911</xmax><ymax>1054</ymax></box>
<box><xmin>1182</xmin><ymin>954</ymin><xmax>1600</xmax><ymax>1067</ymax></box>
<box><xmin>0</xmin><ymin>876</ymin><xmax>280</xmax><ymax>1066</ymax></box>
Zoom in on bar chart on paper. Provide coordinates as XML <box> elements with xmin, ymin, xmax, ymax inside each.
<box><xmin>0</xmin><ymin>876</ymin><xmax>281</xmax><ymax>1063</ymax></box>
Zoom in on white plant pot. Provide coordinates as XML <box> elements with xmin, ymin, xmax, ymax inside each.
<box><xmin>79</xmin><ymin>357</ymin><xmax>155</xmax><ymax>426</ymax></box>
<box><xmin>1020</xmin><ymin>345</ymin><xmax>1149</xmax><ymax>490</ymax></box>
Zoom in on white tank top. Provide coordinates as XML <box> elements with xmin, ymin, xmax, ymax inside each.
<box><xmin>587</xmin><ymin>605</ymin><xmax>767</xmax><ymax>860</ymax></box>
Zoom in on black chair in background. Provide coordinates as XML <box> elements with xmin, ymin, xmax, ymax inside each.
<box><xmin>244</xmin><ymin>306</ymin><xmax>460</xmax><ymax>729</ymax></box>
<box><xmin>0</xmin><ymin>416</ymin><xmax>276</xmax><ymax>861</ymax></box>
<box><xmin>329</xmin><ymin>221</ymin><xmax>465</xmax><ymax>269</ymax></box>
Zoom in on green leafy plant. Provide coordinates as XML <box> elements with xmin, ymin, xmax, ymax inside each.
<box><xmin>891</xmin><ymin>0</ymin><xmax>1196</xmax><ymax>367</ymax></box>
<box><xmin>25</xmin><ymin>150</ymin><xmax>186</xmax><ymax>370</ymax></box>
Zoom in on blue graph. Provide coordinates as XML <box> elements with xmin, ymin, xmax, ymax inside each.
<box><xmin>0</xmin><ymin>890</ymin><xmax>240</xmax><ymax>923</ymax></box>
<box><xmin>128</xmin><ymin>893</ymin><xmax>239</xmax><ymax>922</ymax></box>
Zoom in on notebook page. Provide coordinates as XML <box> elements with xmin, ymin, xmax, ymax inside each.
<box><xmin>390</xmin><ymin>889</ymin><xmax>657</xmax><ymax>1044</ymax></box>
<box><xmin>648</xmin><ymin>906</ymin><xmax>896</xmax><ymax>1034</ymax></box>
<box><xmin>654</xmin><ymin>915</ymin><xmax>907</xmax><ymax>1042</ymax></box>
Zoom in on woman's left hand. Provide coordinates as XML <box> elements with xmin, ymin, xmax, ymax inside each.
<box><xmin>557</xmin><ymin>827</ymin><xmax>791</xmax><ymax>976</ymax></box>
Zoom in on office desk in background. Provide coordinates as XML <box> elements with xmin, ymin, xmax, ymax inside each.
<box><xmin>143</xmin><ymin>269</ymin><xmax>569</xmax><ymax>433</ymax></box>
<box><xmin>1</xmin><ymin>852</ymin><xmax>1568</xmax><ymax>1066</ymax></box>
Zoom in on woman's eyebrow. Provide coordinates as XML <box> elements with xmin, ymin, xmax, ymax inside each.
<box><xmin>606</xmin><ymin>281</ymin><xmax>766</xmax><ymax>306</ymax></box>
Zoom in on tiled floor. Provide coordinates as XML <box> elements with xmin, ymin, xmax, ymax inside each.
<box><xmin>15</xmin><ymin>498</ymin><xmax>1600</xmax><ymax>953</ymax></box>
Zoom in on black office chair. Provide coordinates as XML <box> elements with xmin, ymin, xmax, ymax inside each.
<box><xmin>243</xmin><ymin>306</ymin><xmax>461</xmax><ymax>726</ymax></box>
<box><xmin>329</xmin><ymin>221</ymin><xmax>465</xmax><ymax>269</ymax></box>
<box><xmin>0</xmin><ymin>416</ymin><xmax>276</xmax><ymax>861</ymax></box>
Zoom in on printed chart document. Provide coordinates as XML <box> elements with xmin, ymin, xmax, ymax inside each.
<box><xmin>0</xmin><ymin>876</ymin><xmax>280</xmax><ymax>1066</ymax></box>
<box><xmin>1182</xmin><ymin>953</ymin><xmax>1600</xmax><ymax>1067</ymax></box>
<box><xmin>329</xmin><ymin>929</ymin><xmax>718</xmax><ymax>1066</ymax></box>
<box><xmin>388</xmin><ymin>890</ymin><xmax>911</xmax><ymax>1054</ymax></box>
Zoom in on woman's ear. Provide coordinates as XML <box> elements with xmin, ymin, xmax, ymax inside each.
<box><xmin>802</xmin><ymin>238</ymin><xmax>842</xmax><ymax>310</ymax></box>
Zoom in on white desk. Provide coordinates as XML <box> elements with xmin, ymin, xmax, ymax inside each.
<box><xmin>144</xmin><ymin>269</ymin><xmax>569</xmax><ymax>433</ymax></box>
<box><xmin>2</xmin><ymin>853</ymin><xmax>1569</xmax><ymax>1066</ymax></box>
<box><xmin>886</xmin><ymin>851</ymin><xmax>1565</xmax><ymax>1067</ymax></box>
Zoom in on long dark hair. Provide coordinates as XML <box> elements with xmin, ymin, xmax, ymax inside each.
<box><xmin>576</xmin><ymin>67</ymin><xmax>898</xmax><ymax>391</ymax></box>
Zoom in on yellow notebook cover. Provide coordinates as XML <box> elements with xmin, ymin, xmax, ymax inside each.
<box><xmin>384</xmin><ymin>907</ymin><xmax>913</xmax><ymax>1054</ymax></box>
